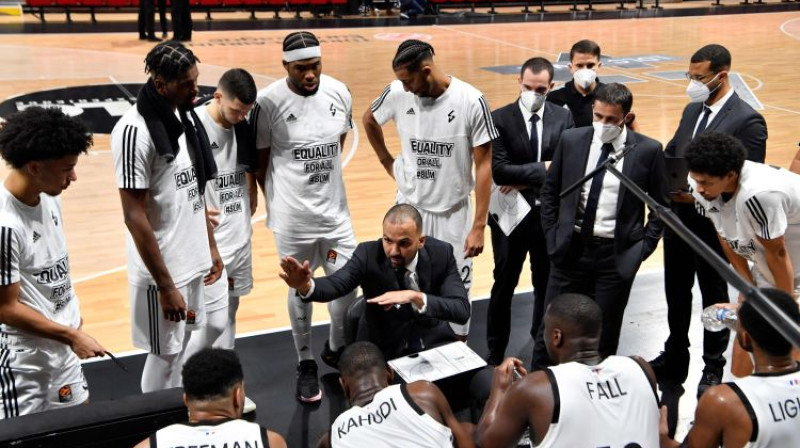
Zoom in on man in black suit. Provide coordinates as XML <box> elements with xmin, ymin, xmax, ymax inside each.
<box><xmin>486</xmin><ymin>57</ymin><xmax>574</xmax><ymax>366</ymax></box>
<box><xmin>546</xmin><ymin>40</ymin><xmax>604</xmax><ymax>128</ymax></box>
<box><xmin>652</xmin><ymin>44</ymin><xmax>768</xmax><ymax>400</ymax></box>
<box><xmin>279</xmin><ymin>204</ymin><xmax>468</xmax><ymax>360</ymax></box>
<box><xmin>534</xmin><ymin>83</ymin><xmax>669</xmax><ymax>369</ymax></box>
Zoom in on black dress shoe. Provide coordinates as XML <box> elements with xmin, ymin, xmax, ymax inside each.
<box><xmin>697</xmin><ymin>367</ymin><xmax>722</xmax><ymax>398</ymax></box>
<box><xmin>146</xmin><ymin>35</ymin><xmax>162</xmax><ymax>42</ymax></box>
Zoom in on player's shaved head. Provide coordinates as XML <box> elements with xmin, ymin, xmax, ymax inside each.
<box><xmin>339</xmin><ymin>341</ymin><xmax>387</xmax><ymax>381</ymax></box>
<box><xmin>546</xmin><ymin>293</ymin><xmax>603</xmax><ymax>338</ymax></box>
<box><xmin>383</xmin><ymin>204</ymin><xmax>423</xmax><ymax>234</ymax></box>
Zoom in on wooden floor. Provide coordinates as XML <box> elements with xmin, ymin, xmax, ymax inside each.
<box><xmin>1</xmin><ymin>11</ymin><xmax>800</xmax><ymax>352</ymax></box>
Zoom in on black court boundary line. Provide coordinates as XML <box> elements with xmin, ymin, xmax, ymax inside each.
<box><xmin>1</xmin><ymin>2</ymin><xmax>799</xmax><ymax>34</ymax></box>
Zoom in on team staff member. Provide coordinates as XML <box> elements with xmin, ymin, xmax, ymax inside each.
<box><xmin>660</xmin><ymin>289</ymin><xmax>800</xmax><ymax>448</ymax></box>
<box><xmin>318</xmin><ymin>342</ymin><xmax>472</xmax><ymax>448</ymax></box>
<box><xmin>546</xmin><ymin>40</ymin><xmax>605</xmax><ymax>128</ymax></box>
<box><xmin>251</xmin><ymin>31</ymin><xmax>358</xmax><ymax>404</ymax></box>
<box><xmin>135</xmin><ymin>348</ymin><xmax>286</xmax><ymax>448</ymax></box>
<box><xmin>476</xmin><ymin>294</ymin><xmax>660</xmax><ymax>447</ymax></box>
<box><xmin>112</xmin><ymin>41</ymin><xmax>223</xmax><ymax>393</ymax></box>
<box><xmin>653</xmin><ymin>44</ymin><xmax>768</xmax><ymax>399</ymax></box>
<box><xmin>363</xmin><ymin>39</ymin><xmax>497</xmax><ymax>339</ymax></box>
<box><xmin>487</xmin><ymin>56</ymin><xmax>574</xmax><ymax>366</ymax></box>
<box><xmin>535</xmin><ymin>83</ymin><xmax>668</xmax><ymax>368</ymax></box>
<box><xmin>0</xmin><ymin>107</ymin><xmax>107</xmax><ymax>418</ymax></box>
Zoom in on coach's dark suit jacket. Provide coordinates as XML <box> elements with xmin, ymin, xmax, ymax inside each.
<box><xmin>665</xmin><ymin>91</ymin><xmax>767</xmax><ymax>162</ymax></box>
<box><xmin>540</xmin><ymin>127</ymin><xmax>669</xmax><ymax>280</ymax></box>
<box><xmin>491</xmin><ymin>101</ymin><xmax>575</xmax><ymax>203</ymax></box>
<box><xmin>304</xmin><ymin>237</ymin><xmax>469</xmax><ymax>359</ymax></box>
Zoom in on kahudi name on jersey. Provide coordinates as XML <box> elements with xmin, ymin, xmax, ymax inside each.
<box><xmin>336</xmin><ymin>397</ymin><xmax>398</xmax><ymax>438</ymax></box>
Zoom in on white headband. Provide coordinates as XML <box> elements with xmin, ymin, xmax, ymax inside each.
<box><xmin>283</xmin><ymin>46</ymin><xmax>321</xmax><ymax>63</ymax></box>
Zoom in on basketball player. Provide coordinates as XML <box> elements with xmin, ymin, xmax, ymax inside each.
<box><xmin>134</xmin><ymin>348</ymin><xmax>286</xmax><ymax>448</ymax></box>
<box><xmin>363</xmin><ymin>39</ymin><xmax>496</xmax><ymax>339</ymax></box>
<box><xmin>0</xmin><ymin>107</ymin><xmax>106</xmax><ymax>418</ymax></box>
<box><xmin>251</xmin><ymin>31</ymin><xmax>358</xmax><ymax>403</ymax></box>
<box><xmin>318</xmin><ymin>341</ymin><xmax>472</xmax><ymax>448</ymax></box>
<box><xmin>186</xmin><ymin>68</ymin><xmax>258</xmax><ymax>411</ymax></box>
<box><xmin>111</xmin><ymin>41</ymin><xmax>223</xmax><ymax>393</ymax></box>
<box><xmin>660</xmin><ymin>288</ymin><xmax>800</xmax><ymax>447</ymax></box>
<box><xmin>687</xmin><ymin>132</ymin><xmax>800</xmax><ymax>297</ymax></box>
<box><xmin>475</xmin><ymin>294</ymin><xmax>660</xmax><ymax>447</ymax></box>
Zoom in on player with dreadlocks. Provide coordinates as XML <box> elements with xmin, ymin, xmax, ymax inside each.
<box><xmin>251</xmin><ymin>31</ymin><xmax>358</xmax><ymax>404</ymax></box>
<box><xmin>363</xmin><ymin>39</ymin><xmax>498</xmax><ymax>341</ymax></box>
<box><xmin>111</xmin><ymin>41</ymin><xmax>223</xmax><ymax>393</ymax></box>
<box><xmin>0</xmin><ymin>107</ymin><xmax>107</xmax><ymax>418</ymax></box>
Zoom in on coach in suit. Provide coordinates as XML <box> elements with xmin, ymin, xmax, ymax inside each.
<box><xmin>534</xmin><ymin>83</ymin><xmax>669</xmax><ymax>369</ymax></box>
<box><xmin>653</xmin><ymin>44</ymin><xmax>768</xmax><ymax>398</ymax></box>
<box><xmin>486</xmin><ymin>57</ymin><xmax>574</xmax><ymax>366</ymax></box>
<box><xmin>279</xmin><ymin>204</ymin><xmax>468</xmax><ymax>360</ymax></box>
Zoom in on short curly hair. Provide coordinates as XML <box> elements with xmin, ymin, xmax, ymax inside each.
<box><xmin>182</xmin><ymin>348</ymin><xmax>244</xmax><ymax>401</ymax></box>
<box><xmin>685</xmin><ymin>131</ymin><xmax>746</xmax><ymax>178</ymax></box>
<box><xmin>0</xmin><ymin>107</ymin><xmax>92</xmax><ymax>169</ymax></box>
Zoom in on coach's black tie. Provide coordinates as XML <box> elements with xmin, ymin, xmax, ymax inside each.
<box><xmin>529</xmin><ymin>114</ymin><xmax>540</xmax><ymax>162</ymax></box>
<box><xmin>395</xmin><ymin>267</ymin><xmax>408</xmax><ymax>290</ymax></box>
<box><xmin>581</xmin><ymin>143</ymin><xmax>615</xmax><ymax>242</ymax></box>
<box><xmin>694</xmin><ymin>105</ymin><xmax>712</xmax><ymax>138</ymax></box>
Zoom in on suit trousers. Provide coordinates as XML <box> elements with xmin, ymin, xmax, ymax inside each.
<box><xmin>137</xmin><ymin>0</ymin><xmax>155</xmax><ymax>38</ymax></box>
<box><xmin>170</xmin><ymin>0</ymin><xmax>192</xmax><ymax>41</ymax></box>
<box><xmin>486</xmin><ymin>206</ymin><xmax>549</xmax><ymax>364</ymax></box>
<box><xmin>532</xmin><ymin>237</ymin><xmax>634</xmax><ymax>369</ymax></box>
<box><xmin>662</xmin><ymin>204</ymin><xmax>730</xmax><ymax>382</ymax></box>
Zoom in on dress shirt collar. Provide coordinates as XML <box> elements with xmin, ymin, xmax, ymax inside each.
<box><xmin>705</xmin><ymin>87</ymin><xmax>734</xmax><ymax>115</ymax></box>
<box><xmin>404</xmin><ymin>251</ymin><xmax>419</xmax><ymax>274</ymax></box>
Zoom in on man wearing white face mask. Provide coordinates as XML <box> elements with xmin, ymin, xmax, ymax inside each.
<box><xmin>653</xmin><ymin>44</ymin><xmax>768</xmax><ymax>412</ymax></box>
<box><xmin>536</xmin><ymin>83</ymin><xmax>669</xmax><ymax>370</ymax></box>
<box><xmin>547</xmin><ymin>40</ymin><xmax>604</xmax><ymax>128</ymax></box>
<box><xmin>486</xmin><ymin>57</ymin><xmax>574</xmax><ymax>366</ymax></box>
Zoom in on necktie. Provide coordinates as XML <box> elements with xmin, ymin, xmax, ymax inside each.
<box><xmin>694</xmin><ymin>106</ymin><xmax>712</xmax><ymax>138</ymax></box>
<box><xmin>529</xmin><ymin>114</ymin><xmax>540</xmax><ymax>162</ymax></box>
<box><xmin>581</xmin><ymin>143</ymin><xmax>615</xmax><ymax>242</ymax></box>
<box><xmin>395</xmin><ymin>267</ymin><xmax>408</xmax><ymax>290</ymax></box>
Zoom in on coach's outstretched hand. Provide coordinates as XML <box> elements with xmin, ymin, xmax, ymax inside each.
<box><xmin>279</xmin><ymin>256</ymin><xmax>313</xmax><ymax>296</ymax></box>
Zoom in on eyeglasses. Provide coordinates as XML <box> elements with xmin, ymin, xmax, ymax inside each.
<box><xmin>685</xmin><ymin>71</ymin><xmax>717</xmax><ymax>82</ymax></box>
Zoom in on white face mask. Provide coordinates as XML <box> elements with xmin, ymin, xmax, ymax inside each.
<box><xmin>686</xmin><ymin>73</ymin><xmax>721</xmax><ymax>103</ymax></box>
<box><xmin>593</xmin><ymin>121</ymin><xmax>623</xmax><ymax>144</ymax></box>
<box><xmin>520</xmin><ymin>90</ymin><xmax>546</xmax><ymax>112</ymax></box>
<box><xmin>573</xmin><ymin>68</ymin><xmax>597</xmax><ymax>90</ymax></box>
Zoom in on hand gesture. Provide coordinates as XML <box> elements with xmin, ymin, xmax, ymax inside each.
<box><xmin>492</xmin><ymin>357</ymin><xmax>527</xmax><ymax>394</ymax></box>
<box><xmin>367</xmin><ymin>290</ymin><xmax>421</xmax><ymax>310</ymax></box>
<box><xmin>279</xmin><ymin>256</ymin><xmax>313</xmax><ymax>293</ymax></box>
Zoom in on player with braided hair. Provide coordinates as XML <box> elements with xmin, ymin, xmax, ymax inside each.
<box><xmin>112</xmin><ymin>41</ymin><xmax>223</xmax><ymax>393</ymax></box>
<box><xmin>364</xmin><ymin>39</ymin><xmax>498</xmax><ymax>340</ymax></box>
<box><xmin>251</xmin><ymin>31</ymin><xmax>358</xmax><ymax>403</ymax></box>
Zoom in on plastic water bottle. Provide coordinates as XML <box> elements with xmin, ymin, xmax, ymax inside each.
<box><xmin>701</xmin><ymin>305</ymin><xmax>738</xmax><ymax>332</ymax></box>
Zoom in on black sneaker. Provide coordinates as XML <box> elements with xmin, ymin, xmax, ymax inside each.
<box><xmin>320</xmin><ymin>340</ymin><xmax>344</xmax><ymax>370</ymax></box>
<box><xmin>296</xmin><ymin>360</ymin><xmax>322</xmax><ymax>403</ymax></box>
<box><xmin>697</xmin><ymin>367</ymin><xmax>722</xmax><ymax>398</ymax></box>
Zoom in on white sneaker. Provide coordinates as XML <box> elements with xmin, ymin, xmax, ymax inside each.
<box><xmin>243</xmin><ymin>396</ymin><xmax>257</xmax><ymax>414</ymax></box>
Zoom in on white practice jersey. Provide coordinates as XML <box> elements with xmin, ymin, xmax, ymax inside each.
<box><xmin>691</xmin><ymin>161</ymin><xmax>800</xmax><ymax>289</ymax></box>
<box><xmin>331</xmin><ymin>384</ymin><xmax>453</xmax><ymax>448</ymax></box>
<box><xmin>0</xmin><ymin>185</ymin><xmax>80</xmax><ymax>337</ymax></box>
<box><xmin>153</xmin><ymin>418</ymin><xmax>270</xmax><ymax>448</ymax></box>
<box><xmin>727</xmin><ymin>364</ymin><xmax>800</xmax><ymax>447</ymax></box>
<box><xmin>195</xmin><ymin>105</ymin><xmax>252</xmax><ymax>259</ymax></box>
<box><xmin>252</xmin><ymin>74</ymin><xmax>353</xmax><ymax>237</ymax></box>
<box><xmin>111</xmin><ymin>106</ymin><xmax>211</xmax><ymax>288</ymax></box>
<box><xmin>370</xmin><ymin>77</ymin><xmax>498</xmax><ymax>212</ymax></box>
<box><xmin>539</xmin><ymin>356</ymin><xmax>660</xmax><ymax>448</ymax></box>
